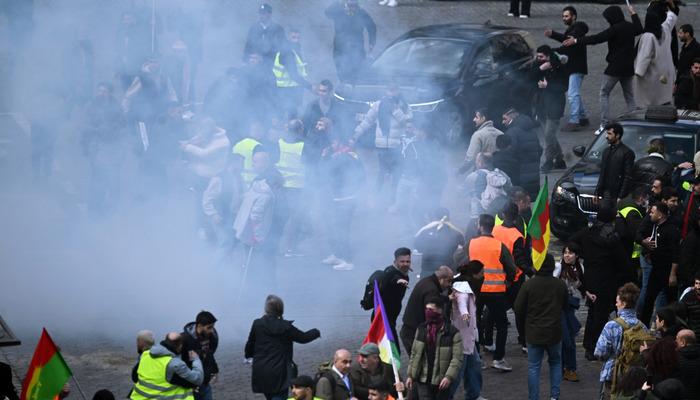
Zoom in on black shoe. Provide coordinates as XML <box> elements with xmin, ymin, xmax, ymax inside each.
<box><xmin>585</xmin><ymin>350</ymin><xmax>596</xmax><ymax>361</ymax></box>
<box><xmin>579</xmin><ymin>118</ymin><xmax>590</xmax><ymax>127</ymax></box>
<box><xmin>553</xmin><ymin>159</ymin><xmax>567</xmax><ymax>170</ymax></box>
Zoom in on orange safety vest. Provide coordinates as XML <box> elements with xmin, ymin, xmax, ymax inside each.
<box><xmin>492</xmin><ymin>225</ymin><xmax>524</xmax><ymax>281</ymax></box>
<box><xmin>469</xmin><ymin>236</ymin><xmax>506</xmax><ymax>293</ymax></box>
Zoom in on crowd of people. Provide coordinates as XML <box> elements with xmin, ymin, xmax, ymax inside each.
<box><xmin>6</xmin><ymin>0</ymin><xmax>700</xmax><ymax>399</ymax></box>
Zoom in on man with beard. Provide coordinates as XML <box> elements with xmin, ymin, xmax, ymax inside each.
<box><xmin>458</xmin><ymin>108</ymin><xmax>503</xmax><ymax>174</ymax></box>
<box><xmin>563</xmin><ymin>5</ymin><xmax>643</xmax><ymax>135</ymax></box>
<box><xmin>349</xmin><ymin>343</ymin><xmax>404</xmax><ymax>400</ymax></box>
<box><xmin>545</xmin><ymin>6</ymin><xmax>590</xmax><ymax>131</ymax></box>
<box><xmin>274</xmin><ymin>28</ymin><xmax>312</xmax><ymax>116</ymax></box>
<box><xmin>594</xmin><ymin>123</ymin><xmax>635</xmax><ymax>210</ymax></box>
<box><xmin>675</xmin><ymin>58</ymin><xmax>700</xmax><ymax>110</ymax></box>
<box><xmin>677</xmin><ymin>25</ymin><xmax>700</xmax><ymax>78</ymax></box>
<box><xmin>324</xmin><ymin>0</ymin><xmax>376</xmax><ymax>83</ymax></box>
<box><xmin>82</xmin><ymin>82</ymin><xmax>126</xmax><ymax>214</ymax></box>
<box><xmin>182</xmin><ymin>311</ymin><xmax>219</xmax><ymax>400</ymax></box>
<box><xmin>531</xmin><ymin>45</ymin><xmax>568</xmax><ymax>173</ymax></box>
<box><xmin>302</xmin><ymin>80</ymin><xmax>351</xmax><ymax>141</ymax></box>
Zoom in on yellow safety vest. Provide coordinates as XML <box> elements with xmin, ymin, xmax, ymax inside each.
<box><xmin>130</xmin><ymin>350</ymin><xmax>194</xmax><ymax>400</ymax></box>
<box><xmin>277</xmin><ymin>139</ymin><xmax>305</xmax><ymax>188</ymax></box>
<box><xmin>273</xmin><ymin>50</ymin><xmax>308</xmax><ymax>88</ymax></box>
<box><xmin>618</xmin><ymin>206</ymin><xmax>642</xmax><ymax>259</ymax></box>
<box><xmin>232</xmin><ymin>138</ymin><xmax>262</xmax><ymax>184</ymax></box>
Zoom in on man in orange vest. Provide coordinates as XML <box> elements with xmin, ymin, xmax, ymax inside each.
<box><xmin>492</xmin><ymin>202</ymin><xmax>535</xmax><ymax>354</ymax></box>
<box><xmin>467</xmin><ymin>214</ymin><xmax>517</xmax><ymax>372</ymax></box>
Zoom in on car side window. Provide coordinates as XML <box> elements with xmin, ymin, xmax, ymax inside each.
<box><xmin>471</xmin><ymin>45</ymin><xmax>495</xmax><ymax>76</ymax></box>
<box><xmin>491</xmin><ymin>34</ymin><xmax>532</xmax><ymax>66</ymax></box>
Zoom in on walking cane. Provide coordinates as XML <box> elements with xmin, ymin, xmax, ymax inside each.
<box><xmin>235</xmin><ymin>246</ymin><xmax>255</xmax><ymax>308</ymax></box>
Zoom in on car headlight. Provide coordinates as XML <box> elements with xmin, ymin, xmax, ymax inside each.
<box><xmin>555</xmin><ymin>185</ymin><xmax>577</xmax><ymax>202</ymax></box>
<box><xmin>409</xmin><ymin>99</ymin><xmax>444</xmax><ymax>113</ymax></box>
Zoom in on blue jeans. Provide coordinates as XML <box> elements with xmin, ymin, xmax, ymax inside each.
<box><xmin>448</xmin><ymin>352</ymin><xmax>483</xmax><ymax>400</ymax></box>
<box><xmin>561</xmin><ymin>312</ymin><xmax>577</xmax><ymax>372</ymax></box>
<box><xmin>527</xmin><ymin>342</ymin><xmax>562</xmax><ymax>400</ymax></box>
<box><xmin>195</xmin><ymin>384</ymin><xmax>212</xmax><ymax>400</ymax></box>
<box><xmin>567</xmin><ymin>73</ymin><xmax>587</xmax><ymax>124</ymax></box>
<box><xmin>599</xmin><ymin>74</ymin><xmax>635</xmax><ymax>126</ymax></box>
<box><xmin>637</xmin><ymin>256</ymin><xmax>666</xmax><ymax>315</ymax></box>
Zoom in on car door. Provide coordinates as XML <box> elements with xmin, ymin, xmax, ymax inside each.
<box><xmin>464</xmin><ymin>43</ymin><xmax>499</xmax><ymax>118</ymax></box>
<box><xmin>489</xmin><ymin>33</ymin><xmax>534</xmax><ymax>117</ymax></box>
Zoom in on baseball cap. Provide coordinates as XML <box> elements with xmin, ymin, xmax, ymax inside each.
<box><xmin>259</xmin><ymin>3</ymin><xmax>272</xmax><ymax>13</ymax></box>
<box><xmin>290</xmin><ymin>375</ymin><xmax>314</xmax><ymax>388</ymax></box>
<box><xmin>358</xmin><ymin>342</ymin><xmax>380</xmax><ymax>356</ymax></box>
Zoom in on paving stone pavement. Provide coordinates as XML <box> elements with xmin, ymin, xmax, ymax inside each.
<box><xmin>2</xmin><ymin>0</ymin><xmax>699</xmax><ymax>399</ymax></box>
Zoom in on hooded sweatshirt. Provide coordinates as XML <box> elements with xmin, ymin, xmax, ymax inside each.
<box><xmin>580</xmin><ymin>6</ymin><xmax>643</xmax><ymax>77</ymax></box>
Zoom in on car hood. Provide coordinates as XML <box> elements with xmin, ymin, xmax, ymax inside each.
<box><xmin>557</xmin><ymin>159</ymin><xmax>601</xmax><ymax>196</ymax></box>
<box><xmin>336</xmin><ymin>76</ymin><xmax>460</xmax><ymax>105</ymax></box>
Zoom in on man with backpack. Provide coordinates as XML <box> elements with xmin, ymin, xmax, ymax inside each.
<box><xmin>594</xmin><ymin>282</ymin><xmax>654</xmax><ymax>398</ymax></box>
<box><xmin>463</xmin><ymin>153</ymin><xmax>512</xmax><ymax>239</ymax></box>
<box><xmin>316</xmin><ymin>349</ymin><xmax>358</xmax><ymax>400</ymax></box>
<box><xmin>360</xmin><ymin>248</ymin><xmax>411</xmax><ymax>353</ymax></box>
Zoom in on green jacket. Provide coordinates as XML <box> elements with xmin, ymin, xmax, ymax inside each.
<box><xmin>407</xmin><ymin>323</ymin><xmax>463</xmax><ymax>385</ymax></box>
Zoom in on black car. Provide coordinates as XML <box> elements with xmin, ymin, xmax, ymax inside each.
<box><xmin>334</xmin><ymin>23</ymin><xmax>537</xmax><ymax>143</ymax></box>
<box><xmin>551</xmin><ymin>108</ymin><xmax>700</xmax><ymax>240</ymax></box>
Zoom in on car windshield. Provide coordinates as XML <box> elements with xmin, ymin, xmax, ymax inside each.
<box><xmin>371</xmin><ymin>38</ymin><xmax>470</xmax><ymax>78</ymax></box>
<box><xmin>584</xmin><ymin>124</ymin><xmax>697</xmax><ymax>165</ymax></box>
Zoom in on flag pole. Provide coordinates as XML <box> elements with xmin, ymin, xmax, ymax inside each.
<box><xmin>71</xmin><ymin>375</ymin><xmax>89</xmax><ymax>400</ymax></box>
<box><xmin>389</xmin><ymin>358</ymin><xmax>405</xmax><ymax>400</ymax></box>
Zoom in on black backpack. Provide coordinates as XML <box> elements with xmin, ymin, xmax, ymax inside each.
<box><xmin>360</xmin><ymin>269</ymin><xmax>386</xmax><ymax>310</ymax></box>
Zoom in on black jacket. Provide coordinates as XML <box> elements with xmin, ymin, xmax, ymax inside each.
<box><xmin>514</xmin><ymin>265</ymin><xmax>568</xmax><ymax>346</ymax></box>
<box><xmin>678</xmin><ymin>39</ymin><xmax>700</xmax><ymax>78</ymax></box>
<box><xmin>402</xmin><ymin>274</ymin><xmax>446</xmax><ymax>330</ymax></box>
<box><xmin>631</xmin><ymin>155</ymin><xmax>674</xmax><ymax>190</ymax></box>
<box><xmin>0</xmin><ymin>362</ymin><xmax>19</xmax><ymax>400</ymax></box>
<box><xmin>550</xmin><ymin>21</ymin><xmax>589</xmax><ymax>75</ymax></box>
<box><xmin>493</xmin><ymin>148</ymin><xmax>518</xmax><ymax>186</ymax></box>
<box><xmin>181</xmin><ymin>322</ymin><xmax>219</xmax><ymax>385</ymax></box>
<box><xmin>504</xmin><ymin>114</ymin><xmax>542</xmax><ymax>199</ymax></box>
<box><xmin>414</xmin><ymin>222</ymin><xmax>465</xmax><ymax>277</ymax></box>
<box><xmin>579</xmin><ymin>6</ymin><xmax>643</xmax><ymax>77</ymax></box>
<box><xmin>531</xmin><ymin>54</ymin><xmax>568</xmax><ymax>120</ymax></box>
<box><xmin>302</xmin><ymin>98</ymin><xmax>353</xmax><ymax>140</ymax></box>
<box><xmin>635</xmin><ymin>217</ymin><xmax>681</xmax><ymax>272</ymax></box>
<box><xmin>678</xmin><ymin>344</ymin><xmax>700</xmax><ymax>400</ymax></box>
<box><xmin>244</xmin><ymin>315</ymin><xmax>320</xmax><ymax>394</ymax></box>
<box><xmin>595</xmin><ymin>141</ymin><xmax>635</xmax><ymax>199</ymax></box>
<box><xmin>243</xmin><ymin>21</ymin><xmax>286</xmax><ymax>62</ymax></box>
<box><xmin>379</xmin><ymin>266</ymin><xmax>410</xmax><ymax>325</ymax></box>
<box><xmin>570</xmin><ymin>221</ymin><xmax>630</xmax><ymax>299</ymax></box>
<box><xmin>679</xmin><ymin>228</ymin><xmax>700</xmax><ymax>288</ymax></box>
<box><xmin>324</xmin><ymin>2</ymin><xmax>376</xmax><ymax>54</ymax></box>
<box><xmin>674</xmin><ymin>74</ymin><xmax>700</xmax><ymax>111</ymax></box>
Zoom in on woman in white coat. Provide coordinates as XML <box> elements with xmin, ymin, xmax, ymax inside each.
<box><xmin>634</xmin><ymin>5</ymin><xmax>678</xmax><ymax>107</ymax></box>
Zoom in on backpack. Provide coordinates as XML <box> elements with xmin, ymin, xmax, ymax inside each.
<box><xmin>480</xmin><ymin>168</ymin><xmax>512</xmax><ymax>214</ymax></box>
<box><xmin>313</xmin><ymin>361</ymin><xmax>338</xmax><ymax>394</ymax></box>
<box><xmin>360</xmin><ymin>269</ymin><xmax>386</xmax><ymax>310</ymax></box>
<box><xmin>610</xmin><ymin>318</ymin><xmax>656</xmax><ymax>393</ymax></box>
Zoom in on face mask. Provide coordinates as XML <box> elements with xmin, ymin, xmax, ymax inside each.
<box><xmin>425</xmin><ymin>308</ymin><xmax>443</xmax><ymax>323</ymax></box>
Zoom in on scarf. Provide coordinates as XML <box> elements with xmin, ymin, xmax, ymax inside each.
<box><xmin>425</xmin><ymin>309</ymin><xmax>444</xmax><ymax>348</ymax></box>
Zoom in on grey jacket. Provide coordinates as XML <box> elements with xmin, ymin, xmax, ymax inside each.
<box><xmin>316</xmin><ymin>368</ymin><xmax>353</xmax><ymax>400</ymax></box>
<box><xmin>148</xmin><ymin>344</ymin><xmax>204</xmax><ymax>387</ymax></box>
<box><xmin>354</xmin><ymin>100</ymin><xmax>413</xmax><ymax>149</ymax></box>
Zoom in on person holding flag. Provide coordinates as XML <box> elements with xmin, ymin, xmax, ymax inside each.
<box><xmin>21</xmin><ymin>328</ymin><xmax>73</xmax><ymax>400</ymax></box>
<box><xmin>526</xmin><ymin>178</ymin><xmax>551</xmax><ymax>272</ymax></box>
<box><xmin>363</xmin><ymin>281</ymin><xmax>405</xmax><ymax>400</ymax></box>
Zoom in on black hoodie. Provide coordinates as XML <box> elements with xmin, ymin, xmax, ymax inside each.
<box><xmin>181</xmin><ymin>322</ymin><xmax>219</xmax><ymax>385</ymax></box>
<box><xmin>579</xmin><ymin>6</ymin><xmax>643</xmax><ymax>77</ymax></box>
<box><xmin>678</xmin><ymin>344</ymin><xmax>700</xmax><ymax>399</ymax></box>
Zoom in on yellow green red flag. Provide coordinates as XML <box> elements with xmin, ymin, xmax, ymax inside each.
<box><xmin>527</xmin><ymin>178</ymin><xmax>550</xmax><ymax>270</ymax></box>
<box><xmin>21</xmin><ymin>328</ymin><xmax>72</xmax><ymax>400</ymax></box>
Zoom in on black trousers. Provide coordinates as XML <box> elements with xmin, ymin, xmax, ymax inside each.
<box><xmin>479</xmin><ymin>293</ymin><xmax>509</xmax><ymax>360</ymax></box>
<box><xmin>509</xmin><ymin>0</ymin><xmax>531</xmax><ymax>16</ymax></box>
<box><xmin>583</xmin><ymin>293</ymin><xmax>615</xmax><ymax>353</ymax></box>
<box><xmin>640</xmin><ymin>267</ymin><xmax>677</xmax><ymax>327</ymax></box>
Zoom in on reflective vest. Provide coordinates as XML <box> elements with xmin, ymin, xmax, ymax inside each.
<box><xmin>130</xmin><ymin>350</ymin><xmax>194</xmax><ymax>400</ymax></box>
<box><xmin>277</xmin><ymin>139</ymin><xmax>305</xmax><ymax>188</ymax></box>
<box><xmin>469</xmin><ymin>236</ymin><xmax>506</xmax><ymax>293</ymax></box>
<box><xmin>618</xmin><ymin>206</ymin><xmax>643</xmax><ymax>259</ymax></box>
<box><xmin>232</xmin><ymin>138</ymin><xmax>262</xmax><ymax>184</ymax></box>
<box><xmin>492</xmin><ymin>225</ymin><xmax>524</xmax><ymax>281</ymax></box>
<box><xmin>273</xmin><ymin>50</ymin><xmax>308</xmax><ymax>88</ymax></box>
<box><xmin>495</xmin><ymin>213</ymin><xmax>528</xmax><ymax>239</ymax></box>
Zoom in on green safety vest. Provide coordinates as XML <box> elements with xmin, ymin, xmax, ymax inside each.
<box><xmin>618</xmin><ymin>206</ymin><xmax>642</xmax><ymax>259</ymax></box>
<box><xmin>130</xmin><ymin>350</ymin><xmax>194</xmax><ymax>400</ymax></box>
<box><xmin>277</xmin><ymin>139</ymin><xmax>305</xmax><ymax>188</ymax></box>
<box><xmin>232</xmin><ymin>138</ymin><xmax>262</xmax><ymax>184</ymax></box>
<box><xmin>273</xmin><ymin>50</ymin><xmax>308</xmax><ymax>88</ymax></box>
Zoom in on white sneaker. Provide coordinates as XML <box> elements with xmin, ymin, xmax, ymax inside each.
<box><xmin>519</xmin><ymin>15</ymin><xmax>529</xmax><ymax>19</ymax></box>
<box><xmin>387</xmin><ymin>0</ymin><xmax>397</xmax><ymax>6</ymax></box>
<box><xmin>507</xmin><ymin>12</ymin><xmax>515</xmax><ymax>16</ymax></box>
<box><xmin>492</xmin><ymin>359</ymin><xmax>513</xmax><ymax>372</ymax></box>
<box><xmin>333</xmin><ymin>261</ymin><xmax>354</xmax><ymax>271</ymax></box>
<box><xmin>379</xmin><ymin>0</ymin><xmax>388</xmax><ymax>4</ymax></box>
<box><xmin>322</xmin><ymin>254</ymin><xmax>342</xmax><ymax>265</ymax></box>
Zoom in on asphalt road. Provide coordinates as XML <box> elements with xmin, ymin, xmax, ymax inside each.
<box><xmin>2</xmin><ymin>0</ymin><xmax>699</xmax><ymax>399</ymax></box>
